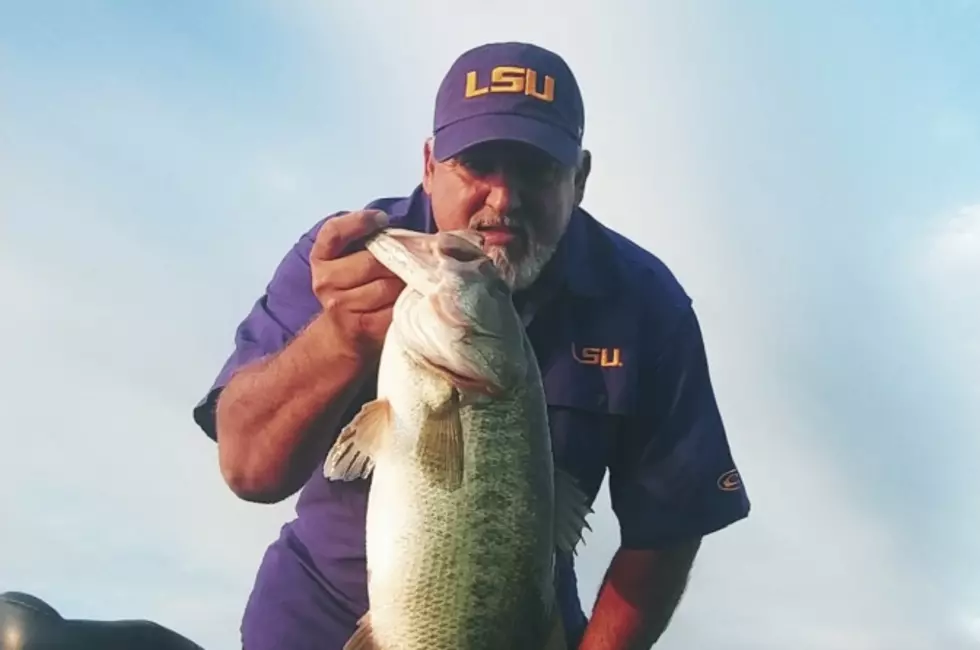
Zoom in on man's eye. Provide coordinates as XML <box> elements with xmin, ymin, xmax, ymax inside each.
<box><xmin>458</xmin><ymin>156</ymin><xmax>496</xmax><ymax>175</ymax></box>
<box><xmin>515</xmin><ymin>161</ymin><xmax>560</xmax><ymax>186</ymax></box>
<box><xmin>454</xmin><ymin>152</ymin><xmax>562</xmax><ymax>185</ymax></box>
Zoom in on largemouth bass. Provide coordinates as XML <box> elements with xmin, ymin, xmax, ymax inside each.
<box><xmin>323</xmin><ymin>228</ymin><xmax>592</xmax><ymax>650</ymax></box>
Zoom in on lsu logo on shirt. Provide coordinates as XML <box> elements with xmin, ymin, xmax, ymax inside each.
<box><xmin>571</xmin><ymin>344</ymin><xmax>624</xmax><ymax>368</ymax></box>
<box><xmin>464</xmin><ymin>66</ymin><xmax>555</xmax><ymax>102</ymax></box>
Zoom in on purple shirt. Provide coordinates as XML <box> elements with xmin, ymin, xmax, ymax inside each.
<box><xmin>193</xmin><ymin>185</ymin><xmax>751</xmax><ymax>650</ymax></box>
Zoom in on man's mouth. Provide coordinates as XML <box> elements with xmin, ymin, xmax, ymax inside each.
<box><xmin>475</xmin><ymin>224</ymin><xmax>519</xmax><ymax>247</ymax></box>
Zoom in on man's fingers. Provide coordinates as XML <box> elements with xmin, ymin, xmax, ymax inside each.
<box><xmin>307</xmin><ymin>209</ymin><xmax>400</xmax><ymax>349</ymax></box>
<box><xmin>314</xmin><ymin>250</ymin><xmax>397</xmax><ymax>292</ymax></box>
<box><xmin>359</xmin><ymin>306</ymin><xmax>395</xmax><ymax>343</ymax></box>
<box><xmin>310</xmin><ymin>210</ymin><xmax>390</xmax><ymax>262</ymax></box>
<box><xmin>328</xmin><ymin>277</ymin><xmax>405</xmax><ymax>314</ymax></box>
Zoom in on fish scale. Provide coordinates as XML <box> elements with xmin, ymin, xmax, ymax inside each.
<box><xmin>323</xmin><ymin>228</ymin><xmax>592</xmax><ymax>650</ymax></box>
<box><xmin>363</xmin><ymin>351</ymin><xmax>554</xmax><ymax>649</ymax></box>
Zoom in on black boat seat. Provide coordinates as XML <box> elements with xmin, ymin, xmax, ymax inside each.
<box><xmin>0</xmin><ymin>591</ymin><xmax>206</xmax><ymax>650</ymax></box>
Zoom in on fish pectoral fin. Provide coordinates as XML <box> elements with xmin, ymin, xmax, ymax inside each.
<box><xmin>542</xmin><ymin>601</ymin><xmax>568</xmax><ymax>650</ymax></box>
<box><xmin>323</xmin><ymin>399</ymin><xmax>392</xmax><ymax>482</ymax></box>
<box><xmin>416</xmin><ymin>391</ymin><xmax>464</xmax><ymax>491</ymax></box>
<box><xmin>342</xmin><ymin>612</ymin><xmax>378</xmax><ymax>650</ymax></box>
<box><xmin>554</xmin><ymin>467</ymin><xmax>594</xmax><ymax>555</ymax></box>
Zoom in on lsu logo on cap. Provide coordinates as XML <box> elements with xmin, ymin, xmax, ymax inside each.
<box><xmin>464</xmin><ymin>66</ymin><xmax>555</xmax><ymax>102</ymax></box>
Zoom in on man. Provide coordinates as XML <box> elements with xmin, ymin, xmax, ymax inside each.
<box><xmin>193</xmin><ymin>41</ymin><xmax>751</xmax><ymax>650</ymax></box>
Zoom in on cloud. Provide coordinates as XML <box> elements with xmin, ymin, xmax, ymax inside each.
<box><xmin>2</xmin><ymin>2</ymin><xmax>977</xmax><ymax>649</ymax></box>
<box><xmin>934</xmin><ymin>109</ymin><xmax>978</xmax><ymax>146</ymax></box>
<box><xmin>283</xmin><ymin>4</ymin><xmax>980</xmax><ymax>648</ymax></box>
<box><xmin>927</xmin><ymin>203</ymin><xmax>980</xmax><ymax>398</ymax></box>
<box><xmin>0</xmin><ymin>172</ymin><xmax>298</xmax><ymax>649</ymax></box>
<box><xmin>915</xmin><ymin>201</ymin><xmax>980</xmax><ymax>430</ymax></box>
<box><xmin>928</xmin><ymin>204</ymin><xmax>980</xmax><ymax>300</ymax></box>
<box><xmin>915</xmin><ymin>202</ymin><xmax>980</xmax><ymax>618</ymax></box>
<box><xmin>963</xmin><ymin>614</ymin><xmax>980</xmax><ymax>643</ymax></box>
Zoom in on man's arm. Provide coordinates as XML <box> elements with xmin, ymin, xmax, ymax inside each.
<box><xmin>215</xmin><ymin>313</ymin><xmax>374</xmax><ymax>503</ymax></box>
<box><xmin>580</xmin><ymin>306</ymin><xmax>750</xmax><ymax>649</ymax></box>
<box><xmin>193</xmin><ymin>209</ymin><xmax>402</xmax><ymax>504</ymax></box>
<box><xmin>578</xmin><ymin>541</ymin><xmax>701</xmax><ymax>650</ymax></box>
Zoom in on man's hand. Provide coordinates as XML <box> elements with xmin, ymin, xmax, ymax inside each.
<box><xmin>310</xmin><ymin>209</ymin><xmax>406</xmax><ymax>353</ymax></box>
<box><xmin>213</xmin><ymin>209</ymin><xmax>406</xmax><ymax>503</ymax></box>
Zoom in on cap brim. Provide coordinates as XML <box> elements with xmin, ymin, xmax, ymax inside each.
<box><xmin>433</xmin><ymin>113</ymin><xmax>580</xmax><ymax>167</ymax></box>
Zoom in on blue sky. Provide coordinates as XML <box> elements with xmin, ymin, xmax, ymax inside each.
<box><xmin>1</xmin><ymin>2</ymin><xmax>978</xmax><ymax>648</ymax></box>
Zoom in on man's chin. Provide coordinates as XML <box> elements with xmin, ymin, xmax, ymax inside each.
<box><xmin>482</xmin><ymin>247</ymin><xmax>517</xmax><ymax>288</ymax></box>
<box><xmin>485</xmin><ymin>244</ymin><xmax>555</xmax><ymax>292</ymax></box>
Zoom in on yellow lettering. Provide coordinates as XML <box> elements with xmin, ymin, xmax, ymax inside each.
<box><xmin>571</xmin><ymin>344</ymin><xmax>623</xmax><ymax>367</ymax></box>
<box><xmin>465</xmin><ymin>70</ymin><xmax>489</xmax><ymax>97</ymax></box>
<box><xmin>600</xmin><ymin>348</ymin><xmax>622</xmax><ymax>367</ymax></box>
<box><xmin>524</xmin><ymin>68</ymin><xmax>555</xmax><ymax>102</ymax></box>
<box><xmin>464</xmin><ymin>67</ymin><xmax>556</xmax><ymax>102</ymax></box>
<box><xmin>490</xmin><ymin>66</ymin><xmax>526</xmax><ymax>93</ymax></box>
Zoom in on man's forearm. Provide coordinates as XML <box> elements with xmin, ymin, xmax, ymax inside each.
<box><xmin>215</xmin><ymin>313</ymin><xmax>375</xmax><ymax>503</ymax></box>
<box><xmin>578</xmin><ymin>539</ymin><xmax>701</xmax><ymax>650</ymax></box>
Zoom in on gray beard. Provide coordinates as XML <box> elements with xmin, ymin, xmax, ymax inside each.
<box><xmin>484</xmin><ymin>238</ymin><xmax>559</xmax><ymax>291</ymax></box>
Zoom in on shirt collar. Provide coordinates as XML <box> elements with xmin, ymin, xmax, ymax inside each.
<box><xmin>540</xmin><ymin>205</ymin><xmax>613</xmax><ymax>300</ymax></box>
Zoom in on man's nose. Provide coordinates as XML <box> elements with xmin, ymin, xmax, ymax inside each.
<box><xmin>483</xmin><ymin>172</ymin><xmax>523</xmax><ymax>214</ymax></box>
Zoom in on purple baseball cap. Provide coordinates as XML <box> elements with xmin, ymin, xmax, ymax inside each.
<box><xmin>432</xmin><ymin>42</ymin><xmax>585</xmax><ymax>167</ymax></box>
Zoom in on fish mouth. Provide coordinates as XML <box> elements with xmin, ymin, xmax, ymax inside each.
<box><xmin>363</xmin><ymin>229</ymin><xmax>453</xmax><ymax>294</ymax></box>
<box><xmin>365</xmin><ymin>228</ymin><xmax>491</xmax><ymax>292</ymax></box>
<box><xmin>369</xmin><ymin>228</ymin><xmax>513</xmax><ymax>395</ymax></box>
<box><xmin>436</xmin><ymin>230</ymin><xmax>488</xmax><ymax>262</ymax></box>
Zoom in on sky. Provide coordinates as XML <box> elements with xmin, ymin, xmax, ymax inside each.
<box><xmin>0</xmin><ymin>1</ymin><xmax>978</xmax><ymax>648</ymax></box>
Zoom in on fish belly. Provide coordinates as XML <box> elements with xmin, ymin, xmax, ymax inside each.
<box><xmin>364</xmin><ymin>396</ymin><xmax>556</xmax><ymax>650</ymax></box>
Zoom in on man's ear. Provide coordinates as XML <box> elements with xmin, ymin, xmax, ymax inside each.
<box><xmin>573</xmin><ymin>149</ymin><xmax>591</xmax><ymax>206</ymax></box>
<box><xmin>422</xmin><ymin>137</ymin><xmax>436</xmax><ymax>194</ymax></box>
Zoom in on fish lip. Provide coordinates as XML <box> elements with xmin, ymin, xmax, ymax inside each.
<box><xmin>364</xmin><ymin>228</ymin><xmax>445</xmax><ymax>290</ymax></box>
<box><xmin>435</xmin><ymin>230</ymin><xmax>489</xmax><ymax>263</ymax></box>
<box><xmin>445</xmin><ymin>228</ymin><xmax>486</xmax><ymax>249</ymax></box>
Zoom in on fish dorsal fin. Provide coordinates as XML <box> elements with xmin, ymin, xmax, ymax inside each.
<box><xmin>323</xmin><ymin>399</ymin><xmax>392</xmax><ymax>482</ymax></box>
<box><xmin>554</xmin><ymin>467</ymin><xmax>594</xmax><ymax>555</ymax></box>
<box><xmin>343</xmin><ymin>612</ymin><xmax>378</xmax><ymax>650</ymax></box>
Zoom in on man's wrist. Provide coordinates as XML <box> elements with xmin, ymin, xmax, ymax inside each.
<box><xmin>578</xmin><ymin>542</ymin><xmax>700</xmax><ymax>650</ymax></box>
<box><xmin>301</xmin><ymin>311</ymin><xmax>377</xmax><ymax>375</ymax></box>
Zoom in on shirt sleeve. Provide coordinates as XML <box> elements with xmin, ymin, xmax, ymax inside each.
<box><xmin>608</xmin><ymin>306</ymin><xmax>750</xmax><ymax>549</ymax></box>
<box><xmin>191</xmin><ymin>219</ymin><xmax>328</xmax><ymax>441</ymax></box>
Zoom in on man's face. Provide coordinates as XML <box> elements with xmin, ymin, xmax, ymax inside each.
<box><xmin>422</xmin><ymin>139</ymin><xmax>590</xmax><ymax>291</ymax></box>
